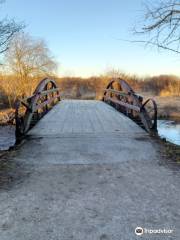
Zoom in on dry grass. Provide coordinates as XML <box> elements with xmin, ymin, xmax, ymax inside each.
<box><xmin>0</xmin><ymin>73</ymin><xmax>179</xmax><ymax>116</ymax></box>
<box><xmin>142</xmin><ymin>75</ymin><xmax>180</xmax><ymax>96</ymax></box>
<box><xmin>0</xmin><ymin>109</ymin><xmax>15</xmax><ymax>125</ymax></box>
<box><xmin>154</xmin><ymin>96</ymin><xmax>180</xmax><ymax>120</ymax></box>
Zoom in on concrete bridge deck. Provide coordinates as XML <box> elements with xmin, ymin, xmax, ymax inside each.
<box><xmin>0</xmin><ymin>100</ymin><xmax>180</xmax><ymax>239</ymax></box>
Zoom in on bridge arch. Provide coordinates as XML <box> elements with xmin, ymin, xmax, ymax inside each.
<box><xmin>103</xmin><ymin>78</ymin><xmax>157</xmax><ymax>133</ymax></box>
<box><xmin>15</xmin><ymin>78</ymin><xmax>61</xmax><ymax>138</ymax></box>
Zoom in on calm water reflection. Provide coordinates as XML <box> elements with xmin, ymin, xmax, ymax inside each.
<box><xmin>157</xmin><ymin>120</ymin><xmax>180</xmax><ymax>146</ymax></box>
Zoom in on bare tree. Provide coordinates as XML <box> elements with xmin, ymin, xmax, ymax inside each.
<box><xmin>137</xmin><ymin>0</ymin><xmax>180</xmax><ymax>53</ymax></box>
<box><xmin>2</xmin><ymin>32</ymin><xmax>57</xmax><ymax>105</ymax></box>
<box><xmin>0</xmin><ymin>1</ymin><xmax>24</xmax><ymax>54</ymax></box>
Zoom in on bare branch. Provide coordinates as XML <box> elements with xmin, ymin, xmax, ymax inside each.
<box><xmin>136</xmin><ymin>0</ymin><xmax>180</xmax><ymax>53</ymax></box>
<box><xmin>0</xmin><ymin>1</ymin><xmax>25</xmax><ymax>55</ymax></box>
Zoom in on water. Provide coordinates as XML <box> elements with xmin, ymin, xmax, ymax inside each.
<box><xmin>0</xmin><ymin>126</ymin><xmax>16</xmax><ymax>151</ymax></box>
<box><xmin>157</xmin><ymin>120</ymin><xmax>180</xmax><ymax>146</ymax></box>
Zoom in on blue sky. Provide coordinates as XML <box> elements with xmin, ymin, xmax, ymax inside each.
<box><xmin>1</xmin><ymin>0</ymin><xmax>180</xmax><ymax>77</ymax></box>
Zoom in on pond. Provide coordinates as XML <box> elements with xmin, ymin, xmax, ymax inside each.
<box><xmin>0</xmin><ymin>126</ymin><xmax>16</xmax><ymax>151</ymax></box>
<box><xmin>157</xmin><ymin>120</ymin><xmax>180</xmax><ymax>146</ymax></box>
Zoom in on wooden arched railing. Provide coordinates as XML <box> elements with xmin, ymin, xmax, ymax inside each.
<box><xmin>103</xmin><ymin>78</ymin><xmax>157</xmax><ymax>134</ymax></box>
<box><xmin>15</xmin><ymin>78</ymin><xmax>61</xmax><ymax>139</ymax></box>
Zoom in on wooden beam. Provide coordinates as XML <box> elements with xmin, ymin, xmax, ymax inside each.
<box><xmin>105</xmin><ymin>97</ymin><xmax>140</xmax><ymax>112</ymax></box>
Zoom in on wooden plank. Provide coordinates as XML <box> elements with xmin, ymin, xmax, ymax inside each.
<box><xmin>105</xmin><ymin>97</ymin><xmax>140</xmax><ymax>112</ymax></box>
<box><xmin>19</xmin><ymin>88</ymin><xmax>59</xmax><ymax>104</ymax></box>
<box><xmin>39</xmin><ymin>88</ymin><xmax>59</xmax><ymax>96</ymax></box>
<box><xmin>34</xmin><ymin>93</ymin><xmax>61</xmax><ymax>111</ymax></box>
<box><xmin>104</xmin><ymin>89</ymin><xmax>128</xmax><ymax>97</ymax></box>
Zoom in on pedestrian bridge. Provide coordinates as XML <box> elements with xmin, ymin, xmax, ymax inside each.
<box><xmin>15</xmin><ymin>77</ymin><xmax>157</xmax><ymax>139</ymax></box>
<box><xmin>14</xmin><ymin>77</ymin><xmax>158</xmax><ymax>164</ymax></box>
